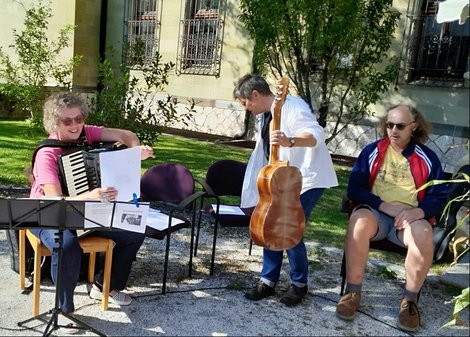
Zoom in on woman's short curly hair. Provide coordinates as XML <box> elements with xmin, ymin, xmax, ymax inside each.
<box><xmin>43</xmin><ymin>92</ymin><xmax>89</xmax><ymax>134</ymax></box>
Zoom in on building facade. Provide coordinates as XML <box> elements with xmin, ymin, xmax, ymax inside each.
<box><xmin>1</xmin><ymin>0</ymin><xmax>468</xmax><ymax>172</ymax></box>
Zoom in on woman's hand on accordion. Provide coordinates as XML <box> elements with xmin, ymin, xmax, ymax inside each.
<box><xmin>140</xmin><ymin>145</ymin><xmax>155</xmax><ymax>160</ymax></box>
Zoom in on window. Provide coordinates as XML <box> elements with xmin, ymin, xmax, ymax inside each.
<box><xmin>176</xmin><ymin>0</ymin><xmax>225</xmax><ymax>76</ymax></box>
<box><xmin>404</xmin><ymin>0</ymin><xmax>469</xmax><ymax>85</ymax></box>
<box><xmin>124</xmin><ymin>0</ymin><xmax>160</xmax><ymax>67</ymax></box>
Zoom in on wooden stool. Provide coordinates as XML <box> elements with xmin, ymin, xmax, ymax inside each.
<box><xmin>19</xmin><ymin>229</ymin><xmax>114</xmax><ymax>315</ymax></box>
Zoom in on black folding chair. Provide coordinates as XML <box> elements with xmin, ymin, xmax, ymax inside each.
<box><xmin>140</xmin><ymin>163</ymin><xmax>205</xmax><ymax>294</ymax></box>
<box><xmin>194</xmin><ymin>159</ymin><xmax>253</xmax><ymax>275</ymax></box>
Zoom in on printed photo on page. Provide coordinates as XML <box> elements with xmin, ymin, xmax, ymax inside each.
<box><xmin>112</xmin><ymin>202</ymin><xmax>149</xmax><ymax>233</ymax></box>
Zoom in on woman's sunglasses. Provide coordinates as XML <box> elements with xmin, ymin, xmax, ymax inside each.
<box><xmin>385</xmin><ymin>121</ymin><xmax>415</xmax><ymax>131</ymax></box>
<box><xmin>60</xmin><ymin>115</ymin><xmax>84</xmax><ymax>126</ymax></box>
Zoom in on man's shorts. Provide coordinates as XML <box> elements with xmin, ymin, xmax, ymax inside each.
<box><xmin>352</xmin><ymin>204</ymin><xmax>406</xmax><ymax>248</ymax></box>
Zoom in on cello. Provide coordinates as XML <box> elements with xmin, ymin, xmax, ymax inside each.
<box><xmin>249</xmin><ymin>77</ymin><xmax>305</xmax><ymax>251</ymax></box>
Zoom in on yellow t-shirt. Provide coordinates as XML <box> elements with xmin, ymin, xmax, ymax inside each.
<box><xmin>371</xmin><ymin>147</ymin><xmax>418</xmax><ymax>207</ymax></box>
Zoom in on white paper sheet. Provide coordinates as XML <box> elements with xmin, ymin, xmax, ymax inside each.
<box><xmin>84</xmin><ymin>202</ymin><xmax>114</xmax><ymax>229</ymax></box>
<box><xmin>211</xmin><ymin>204</ymin><xmax>245</xmax><ymax>215</ymax></box>
<box><xmin>112</xmin><ymin>202</ymin><xmax>149</xmax><ymax>234</ymax></box>
<box><xmin>99</xmin><ymin>147</ymin><xmax>141</xmax><ymax>202</ymax></box>
<box><xmin>437</xmin><ymin>0</ymin><xmax>469</xmax><ymax>24</ymax></box>
<box><xmin>146</xmin><ymin>208</ymin><xmax>185</xmax><ymax>231</ymax></box>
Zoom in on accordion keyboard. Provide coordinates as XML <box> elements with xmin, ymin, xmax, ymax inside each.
<box><xmin>59</xmin><ymin>151</ymin><xmax>90</xmax><ymax>197</ymax></box>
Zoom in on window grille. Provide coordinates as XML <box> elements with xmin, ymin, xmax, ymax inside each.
<box><xmin>124</xmin><ymin>0</ymin><xmax>160</xmax><ymax>67</ymax></box>
<box><xmin>176</xmin><ymin>0</ymin><xmax>225</xmax><ymax>76</ymax></box>
<box><xmin>403</xmin><ymin>0</ymin><xmax>469</xmax><ymax>86</ymax></box>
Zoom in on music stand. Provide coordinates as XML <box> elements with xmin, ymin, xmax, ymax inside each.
<box><xmin>2</xmin><ymin>198</ymin><xmax>114</xmax><ymax>337</ymax></box>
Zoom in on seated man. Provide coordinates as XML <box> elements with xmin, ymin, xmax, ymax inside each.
<box><xmin>335</xmin><ymin>104</ymin><xmax>447</xmax><ymax>331</ymax></box>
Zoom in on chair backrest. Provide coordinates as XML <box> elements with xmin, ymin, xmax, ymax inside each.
<box><xmin>140</xmin><ymin>163</ymin><xmax>195</xmax><ymax>203</ymax></box>
<box><xmin>205</xmin><ymin>159</ymin><xmax>247</xmax><ymax>197</ymax></box>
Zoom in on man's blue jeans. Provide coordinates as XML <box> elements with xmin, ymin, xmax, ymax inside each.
<box><xmin>260</xmin><ymin>187</ymin><xmax>325</xmax><ymax>287</ymax></box>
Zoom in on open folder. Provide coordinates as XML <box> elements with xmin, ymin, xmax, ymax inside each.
<box><xmin>84</xmin><ymin>200</ymin><xmax>149</xmax><ymax>234</ymax></box>
<box><xmin>1</xmin><ymin>198</ymin><xmax>180</xmax><ymax>235</ymax></box>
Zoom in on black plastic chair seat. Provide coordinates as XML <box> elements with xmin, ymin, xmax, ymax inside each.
<box><xmin>203</xmin><ymin>205</ymin><xmax>253</xmax><ymax>228</ymax></box>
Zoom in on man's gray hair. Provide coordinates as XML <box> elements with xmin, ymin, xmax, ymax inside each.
<box><xmin>233</xmin><ymin>74</ymin><xmax>272</xmax><ymax>99</ymax></box>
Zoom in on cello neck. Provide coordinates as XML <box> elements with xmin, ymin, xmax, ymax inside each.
<box><xmin>269</xmin><ymin>77</ymin><xmax>289</xmax><ymax>165</ymax></box>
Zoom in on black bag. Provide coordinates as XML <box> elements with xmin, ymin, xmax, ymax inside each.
<box><xmin>7</xmin><ymin>229</ymin><xmax>95</xmax><ymax>282</ymax></box>
<box><xmin>6</xmin><ymin>229</ymin><xmax>52</xmax><ymax>281</ymax></box>
<box><xmin>432</xmin><ymin>164</ymin><xmax>470</xmax><ymax>262</ymax></box>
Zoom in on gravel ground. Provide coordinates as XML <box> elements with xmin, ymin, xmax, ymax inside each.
<box><xmin>0</xmin><ymin>187</ymin><xmax>469</xmax><ymax>336</ymax></box>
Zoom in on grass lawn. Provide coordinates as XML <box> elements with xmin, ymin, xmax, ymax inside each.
<box><xmin>0</xmin><ymin>119</ymin><xmax>455</xmax><ymax>272</ymax></box>
<box><xmin>0</xmin><ymin>119</ymin><xmax>350</xmax><ymax>249</ymax></box>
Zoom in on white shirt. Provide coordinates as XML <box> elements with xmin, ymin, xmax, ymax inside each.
<box><xmin>241</xmin><ymin>95</ymin><xmax>338</xmax><ymax>208</ymax></box>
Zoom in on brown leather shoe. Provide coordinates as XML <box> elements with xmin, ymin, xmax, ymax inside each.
<box><xmin>336</xmin><ymin>292</ymin><xmax>361</xmax><ymax>321</ymax></box>
<box><xmin>244</xmin><ymin>281</ymin><xmax>275</xmax><ymax>301</ymax></box>
<box><xmin>397</xmin><ymin>297</ymin><xmax>421</xmax><ymax>331</ymax></box>
<box><xmin>280</xmin><ymin>284</ymin><xmax>308</xmax><ymax>307</ymax></box>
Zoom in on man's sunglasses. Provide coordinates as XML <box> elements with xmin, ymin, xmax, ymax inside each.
<box><xmin>60</xmin><ymin>115</ymin><xmax>84</xmax><ymax>126</ymax></box>
<box><xmin>385</xmin><ymin>121</ymin><xmax>415</xmax><ymax>131</ymax></box>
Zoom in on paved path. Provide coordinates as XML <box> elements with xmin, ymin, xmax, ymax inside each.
<box><xmin>0</xmin><ymin>223</ymin><xmax>468</xmax><ymax>336</ymax></box>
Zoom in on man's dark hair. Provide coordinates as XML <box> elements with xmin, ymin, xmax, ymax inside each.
<box><xmin>233</xmin><ymin>74</ymin><xmax>272</xmax><ymax>99</ymax></box>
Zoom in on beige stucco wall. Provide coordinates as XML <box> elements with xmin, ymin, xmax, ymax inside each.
<box><xmin>157</xmin><ymin>0</ymin><xmax>253</xmax><ymax>101</ymax></box>
<box><xmin>104</xmin><ymin>0</ymin><xmax>253</xmax><ymax>140</ymax></box>
<box><xmin>73</xmin><ymin>0</ymin><xmax>102</xmax><ymax>90</ymax></box>
<box><xmin>0</xmin><ymin>0</ymin><xmax>76</xmax><ymax>86</ymax></box>
<box><xmin>377</xmin><ymin>0</ymin><xmax>470</xmax><ymax>128</ymax></box>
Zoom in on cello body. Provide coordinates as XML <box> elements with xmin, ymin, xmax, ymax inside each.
<box><xmin>249</xmin><ymin>77</ymin><xmax>306</xmax><ymax>251</ymax></box>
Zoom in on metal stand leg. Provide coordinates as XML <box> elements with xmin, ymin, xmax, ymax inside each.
<box><xmin>17</xmin><ymin>200</ymin><xmax>106</xmax><ymax>336</ymax></box>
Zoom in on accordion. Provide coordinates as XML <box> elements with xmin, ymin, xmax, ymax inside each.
<box><xmin>57</xmin><ymin>143</ymin><xmax>126</xmax><ymax>197</ymax></box>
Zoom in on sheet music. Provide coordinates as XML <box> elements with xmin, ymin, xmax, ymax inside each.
<box><xmin>99</xmin><ymin>147</ymin><xmax>141</xmax><ymax>202</ymax></box>
<box><xmin>146</xmin><ymin>208</ymin><xmax>185</xmax><ymax>231</ymax></box>
<box><xmin>84</xmin><ymin>202</ymin><xmax>114</xmax><ymax>229</ymax></box>
<box><xmin>211</xmin><ymin>204</ymin><xmax>245</xmax><ymax>215</ymax></box>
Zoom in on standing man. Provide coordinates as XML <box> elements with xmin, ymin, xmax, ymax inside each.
<box><xmin>233</xmin><ymin>74</ymin><xmax>338</xmax><ymax>307</ymax></box>
<box><xmin>335</xmin><ymin>104</ymin><xmax>447</xmax><ymax>331</ymax></box>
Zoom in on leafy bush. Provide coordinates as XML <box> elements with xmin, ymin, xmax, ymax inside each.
<box><xmin>239</xmin><ymin>0</ymin><xmax>401</xmax><ymax>143</ymax></box>
<box><xmin>87</xmin><ymin>42</ymin><xmax>195</xmax><ymax>146</ymax></box>
<box><xmin>417</xmin><ymin>169</ymin><xmax>469</xmax><ymax>327</ymax></box>
<box><xmin>0</xmin><ymin>0</ymin><xmax>80</xmax><ymax>127</ymax></box>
